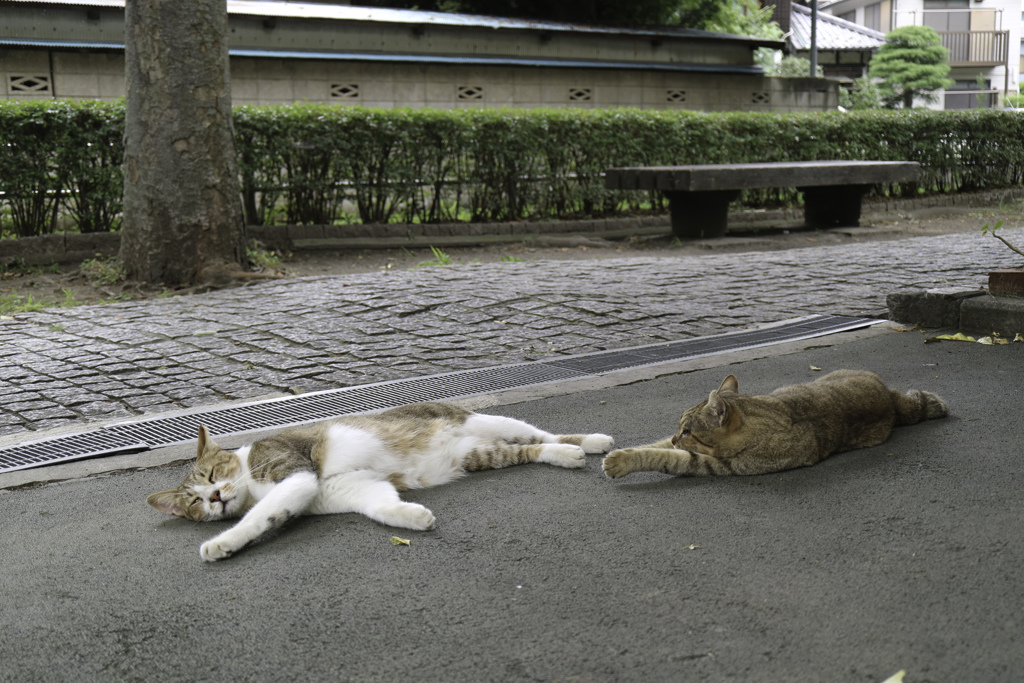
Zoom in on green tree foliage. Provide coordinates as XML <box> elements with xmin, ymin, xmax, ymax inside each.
<box><xmin>839</xmin><ymin>76</ymin><xmax>882</xmax><ymax>110</ymax></box>
<box><xmin>868</xmin><ymin>26</ymin><xmax>953</xmax><ymax>109</ymax></box>
<box><xmin>758</xmin><ymin>54</ymin><xmax>823</xmax><ymax>78</ymax></box>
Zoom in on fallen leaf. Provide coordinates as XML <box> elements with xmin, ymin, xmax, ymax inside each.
<box><xmin>810</xmin><ymin>365</ymin><xmax>822</xmax><ymax>371</ymax></box>
<box><xmin>1015</xmin><ymin>333</ymin><xmax>1024</xmax><ymax>342</ymax></box>
<box><xmin>925</xmin><ymin>332</ymin><xmax>976</xmax><ymax>343</ymax></box>
<box><xmin>880</xmin><ymin>671</ymin><xmax>905</xmax><ymax>683</ymax></box>
<box><xmin>193</xmin><ymin>330</ymin><xmax>217</xmax><ymax>336</ymax></box>
<box><xmin>390</xmin><ymin>536</ymin><xmax>411</xmax><ymax>546</ymax></box>
<box><xmin>978</xmin><ymin>336</ymin><xmax>994</xmax><ymax>345</ymax></box>
<box><xmin>682</xmin><ymin>544</ymin><xmax>702</xmax><ymax>550</ymax></box>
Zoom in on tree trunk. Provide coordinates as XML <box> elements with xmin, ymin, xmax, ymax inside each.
<box><xmin>121</xmin><ymin>0</ymin><xmax>247</xmax><ymax>287</ymax></box>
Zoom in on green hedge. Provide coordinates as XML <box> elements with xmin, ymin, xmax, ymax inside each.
<box><xmin>2</xmin><ymin>100</ymin><xmax>1023</xmax><ymax>237</ymax></box>
<box><xmin>0</xmin><ymin>99</ymin><xmax>125</xmax><ymax>237</ymax></box>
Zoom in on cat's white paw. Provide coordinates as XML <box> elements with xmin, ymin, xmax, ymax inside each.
<box><xmin>384</xmin><ymin>502</ymin><xmax>436</xmax><ymax>531</ymax></box>
<box><xmin>539</xmin><ymin>443</ymin><xmax>587</xmax><ymax>469</ymax></box>
<box><xmin>200</xmin><ymin>536</ymin><xmax>238</xmax><ymax>562</ymax></box>
<box><xmin>580</xmin><ymin>433</ymin><xmax>615</xmax><ymax>454</ymax></box>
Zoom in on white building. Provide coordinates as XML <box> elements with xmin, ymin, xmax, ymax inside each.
<box><xmin>0</xmin><ymin>0</ymin><xmax>839</xmax><ymax>112</ymax></box>
<box><xmin>820</xmin><ymin>0</ymin><xmax>1021</xmax><ymax>107</ymax></box>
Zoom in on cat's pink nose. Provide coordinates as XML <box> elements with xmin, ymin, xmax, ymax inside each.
<box><xmin>210</xmin><ymin>490</ymin><xmax>222</xmax><ymax>503</ymax></box>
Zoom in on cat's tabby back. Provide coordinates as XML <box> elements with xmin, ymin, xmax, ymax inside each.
<box><xmin>603</xmin><ymin>370</ymin><xmax>947</xmax><ymax>479</ymax></box>
<box><xmin>148</xmin><ymin>402</ymin><xmax>614</xmax><ymax>561</ymax></box>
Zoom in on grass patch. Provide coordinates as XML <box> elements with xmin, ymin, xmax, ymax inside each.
<box><xmin>418</xmin><ymin>246</ymin><xmax>455</xmax><ymax>267</ymax></box>
<box><xmin>247</xmin><ymin>241</ymin><xmax>285</xmax><ymax>272</ymax></box>
<box><xmin>0</xmin><ymin>293</ymin><xmax>48</xmax><ymax>315</ymax></box>
<box><xmin>80</xmin><ymin>255</ymin><xmax>124</xmax><ymax>286</ymax></box>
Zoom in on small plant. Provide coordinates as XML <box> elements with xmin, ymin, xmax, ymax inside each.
<box><xmin>0</xmin><ymin>293</ymin><xmax>46</xmax><ymax>315</ymax></box>
<box><xmin>418</xmin><ymin>246</ymin><xmax>454</xmax><ymax>267</ymax></box>
<box><xmin>246</xmin><ymin>241</ymin><xmax>285</xmax><ymax>272</ymax></box>
<box><xmin>981</xmin><ymin>221</ymin><xmax>1024</xmax><ymax>266</ymax></box>
<box><xmin>500</xmin><ymin>255</ymin><xmax>524</xmax><ymax>263</ymax></box>
<box><xmin>80</xmin><ymin>255</ymin><xmax>124</xmax><ymax>286</ymax></box>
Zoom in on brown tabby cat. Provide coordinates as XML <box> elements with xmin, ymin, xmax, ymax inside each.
<box><xmin>602</xmin><ymin>370</ymin><xmax>948</xmax><ymax>478</ymax></box>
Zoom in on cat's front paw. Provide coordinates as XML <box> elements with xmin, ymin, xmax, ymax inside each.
<box><xmin>200</xmin><ymin>536</ymin><xmax>238</xmax><ymax>562</ymax></box>
<box><xmin>580</xmin><ymin>433</ymin><xmax>615</xmax><ymax>454</ymax></box>
<box><xmin>539</xmin><ymin>444</ymin><xmax>587</xmax><ymax>469</ymax></box>
<box><xmin>602</xmin><ymin>449</ymin><xmax>636</xmax><ymax>479</ymax></box>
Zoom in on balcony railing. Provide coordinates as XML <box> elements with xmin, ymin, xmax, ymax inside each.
<box><xmin>940</xmin><ymin>30</ymin><xmax>1009</xmax><ymax>67</ymax></box>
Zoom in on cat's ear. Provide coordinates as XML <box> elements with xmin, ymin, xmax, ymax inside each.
<box><xmin>706</xmin><ymin>390</ymin><xmax>730</xmax><ymax>426</ymax></box>
<box><xmin>147</xmin><ymin>490</ymin><xmax>188</xmax><ymax>517</ymax></box>
<box><xmin>196</xmin><ymin>424</ymin><xmax>218</xmax><ymax>457</ymax></box>
<box><xmin>718</xmin><ymin>375</ymin><xmax>739</xmax><ymax>394</ymax></box>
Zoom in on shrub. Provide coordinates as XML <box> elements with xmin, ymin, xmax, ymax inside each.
<box><xmin>2</xmin><ymin>102</ymin><xmax>1024</xmax><ymax>236</ymax></box>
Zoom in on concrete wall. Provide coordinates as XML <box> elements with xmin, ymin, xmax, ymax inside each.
<box><xmin>1</xmin><ymin>48</ymin><xmax>839</xmax><ymax>112</ymax></box>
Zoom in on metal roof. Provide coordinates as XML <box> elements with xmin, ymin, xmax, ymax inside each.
<box><xmin>5</xmin><ymin>0</ymin><xmax>785</xmax><ymax>48</ymax></box>
<box><xmin>0</xmin><ymin>37</ymin><xmax>764</xmax><ymax>74</ymax></box>
<box><xmin>789</xmin><ymin>3</ymin><xmax>885</xmax><ymax>51</ymax></box>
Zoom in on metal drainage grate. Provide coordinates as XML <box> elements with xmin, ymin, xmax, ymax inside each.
<box><xmin>0</xmin><ymin>314</ymin><xmax>880</xmax><ymax>474</ymax></box>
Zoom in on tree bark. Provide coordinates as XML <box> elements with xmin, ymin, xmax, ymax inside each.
<box><xmin>121</xmin><ymin>0</ymin><xmax>247</xmax><ymax>287</ymax></box>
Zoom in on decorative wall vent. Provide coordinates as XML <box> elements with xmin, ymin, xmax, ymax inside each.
<box><xmin>666</xmin><ymin>89</ymin><xmax>687</xmax><ymax>103</ymax></box>
<box><xmin>568</xmin><ymin>88</ymin><xmax>592</xmax><ymax>102</ymax></box>
<box><xmin>330</xmin><ymin>83</ymin><xmax>360</xmax><ymax>99</ymax></box>
<box><xmin>9</xmin><ymin>75</ymin><xmax>52</xmax><ymax>95</ymax></box>
<box><xmin>457</xmin><ymin>86</ymin><xmax>483</xmax><ymax>100</ymax></box>
<box><xmin>752</xmin><ymin>91</ymin><xmax>771</xmax><ymax>105</ymax></box>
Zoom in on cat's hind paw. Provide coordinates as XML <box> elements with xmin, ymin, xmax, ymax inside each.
<box><xmin>377</xmin><ymin>502</ymin><xmax>436</xmax><ymax>531</ymax></box>
<box><xmin>602</xmin><ymin>449</ymin><xmax>635</xmax><ymax>479</ymax></box>
<box><xmin>539</xmin><ymin>444</ymin><xmax>587</xmax><ymax>469</ymax></box>
<box><xmin>580</xmin><ymin>433</ymin><xmax>615</xmax><ymax>454</ymax></box>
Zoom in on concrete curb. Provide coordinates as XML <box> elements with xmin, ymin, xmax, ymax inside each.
<box><xmin>887</xmin><ymin>288</ymin><xmax>1024</xmax><ymax>335</ymax></box>
<box><xmin>3</xmin><ymin>187</ymin><xmax>1021</xmax><ymax>265</ymax></box>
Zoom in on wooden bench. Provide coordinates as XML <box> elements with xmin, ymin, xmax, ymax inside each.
<box><xmin>604</xmin><ymin>160</ymin><xmax>921</xmax><ymax>239</ymax></box>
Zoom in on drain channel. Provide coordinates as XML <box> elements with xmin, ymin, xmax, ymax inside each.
<box><xmin>0</xmin><ymin>314</ymin><xmax>880</xmax><ymax>474</ymax></box>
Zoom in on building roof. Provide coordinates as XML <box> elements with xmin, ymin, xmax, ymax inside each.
<box><xmin>789</xmin><ymin>2</ymin><xmax>885</xmax><ymax>51</ymax></box>
<box><xmin>6</xmin><ymin>0</ymin><xmax>784</xmax><ymax>48</ymax></box>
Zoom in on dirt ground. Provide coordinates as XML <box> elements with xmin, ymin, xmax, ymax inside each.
<box><xmin>1</xmin><ymin>204</ymin><xmax>1020</xmax><ymax>314</ymax></box>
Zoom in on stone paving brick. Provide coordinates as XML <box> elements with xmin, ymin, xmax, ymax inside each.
<box><xmin>1</xmin><ymin>228</ymin><xmax>1021</xmax><ymax>439</ymax></box>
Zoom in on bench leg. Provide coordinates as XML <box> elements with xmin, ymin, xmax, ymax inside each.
<box><xmin>664</xmin><ymin>190</ymin><xmax>739</xmax><ymax>239</ymax></box>
<box><xmin>800</xmin><ymin>185</ymin><xmax>870</xmax><ymax>228</ymax></box>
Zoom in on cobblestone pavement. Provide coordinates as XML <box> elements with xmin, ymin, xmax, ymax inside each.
<box><xmin>2</xmin><ymin>228</ymin><xmax>1022</xmax><ymax>440</ymax></box>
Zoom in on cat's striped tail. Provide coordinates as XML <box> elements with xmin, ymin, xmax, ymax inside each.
<box><xmin>893</xmin><ymin>389</ymin><xmax>949</xmax><ymax>425</ymax></box>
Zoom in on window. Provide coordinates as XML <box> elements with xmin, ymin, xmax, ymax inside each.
<box><xmin>568</xmin><ymin>88</ymin><xmax>592</xmax><ymax>102</ymax></box>
<box><xmin>864</xmin><ymin>3</ymin><xmax>881</xmax><ymax>31</ymax></box>
<box><xmin>923</xmin><ymin>0</ymin><xmax>969</xmax><ymax>31</ymax></box>
<box><xmin>8</xmin><ymin>75</ymin><xmax>52</xmax><ymax>95</ymax></box>
<box><xmin>944</xmin><ymin>79</ymin><xmax>996</xmax><ymax>109</ymax></box>
<box><xmin>457</xmin><ymin>86</ymin><xmax>483</xmax><ymax>100</ymax></box>
<box><xmin>330</xmin><ymin>84</ymin><xmax>360</xmax><ymax>99</ymax></box>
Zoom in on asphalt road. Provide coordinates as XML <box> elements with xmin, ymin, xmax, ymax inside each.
<box><xmin>1</xmin><ymin>326</ymin><xmax>1020</xmax><ymax>683</ymax></box>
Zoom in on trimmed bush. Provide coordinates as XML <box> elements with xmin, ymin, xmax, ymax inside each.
<box><xmin>2</xmin><ymin>101</ymin><xmax>1023</xmax><ymax>236</ymax></box>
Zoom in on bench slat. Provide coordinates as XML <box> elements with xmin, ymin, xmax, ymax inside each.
<box><xmin>605</xmin><ymin>161</ymin><xmax>920</xmax><ymax>192</ymax></box>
